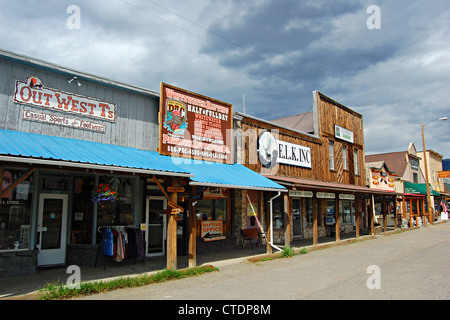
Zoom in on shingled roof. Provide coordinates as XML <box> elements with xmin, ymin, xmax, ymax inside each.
<box><xmin>365</xmin><ymin>151</ymin><xmax>410</xmax><ymax>177</ymax></box>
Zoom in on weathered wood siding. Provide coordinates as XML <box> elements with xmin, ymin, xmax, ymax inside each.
<box><xmin>315</xmin><ymin>91</ymin><xmax>366</xmax><ymax>186</ymax></box>
<box><xmin>0</xmin><ymin>58</ymin><xmax>159</xmax><ymax>151</ymax></box>
<box><xmin>236</xmin><ymin>91</ymin><xmax>366</xmax><ymax>186</ymax></box>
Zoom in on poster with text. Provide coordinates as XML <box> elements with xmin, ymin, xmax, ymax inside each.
<box><xmin>159</xmin><ymin>83</ymin><xmax>233</xmax><ymax>163</ymax></box>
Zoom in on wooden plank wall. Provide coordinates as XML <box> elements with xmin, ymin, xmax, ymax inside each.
<box><xmin>237</xmin><ymin>91</ymin><xmax>366</xmax><ymax>186</ymax></box>
<box><xmin>0</xmin><ymin>58</ymin><xmax>160</xmax><ymax>151</ymax></box>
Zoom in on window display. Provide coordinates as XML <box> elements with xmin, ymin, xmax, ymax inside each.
<box><xmin>0</xmin><ymin>169</ymin><xmax>33</xmax><ymax>251</ymax></box>
<box><xmin>96</xmin><ymin>176</ymin><xmax>135</xmax><ymax>229</ymax></box>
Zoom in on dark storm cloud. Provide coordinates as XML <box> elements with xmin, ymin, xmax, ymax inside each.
<box><xmin>0</xmin><ymin>0</ymin><xmax>448</xmax><ymax>157</ymax></box>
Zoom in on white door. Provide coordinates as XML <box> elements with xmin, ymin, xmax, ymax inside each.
<box><xmin>145</xmin><ymin>196</ymin><xmax>167</xmax><ymax>257</ymax></box>
<box><xmin>37</xmin><ymin>194</ymin><xmax>68</xmax><ymax>266</ymax></box>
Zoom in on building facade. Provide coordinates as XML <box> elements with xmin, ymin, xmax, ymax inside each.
<box><xmin>235</xmin><ymin>91</ymin><xmax>393</xmax><ymax>248</ymax></box>
<box><xmin>0</xmin><ymin>49</ymin><xmax>285</xmax><ymax>278</ymax></box>
<box><xmin>365</xmin><ymin>142</ymin><xmax>441</xmax><ymax>227</ymax></box>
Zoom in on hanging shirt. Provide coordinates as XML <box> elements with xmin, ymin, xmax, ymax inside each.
<box><xmin>101</xmin><ymin>229</ymin><xmax>114</xmax><ymax>256</ymax></box>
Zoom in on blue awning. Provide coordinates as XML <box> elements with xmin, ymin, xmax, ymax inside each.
<box><xmin>176</xmin><ymin>159</ymin><xmax>287</xmax><ymax>192</ymax></box>
<box><xmin>0</xmin><ymin>129</ymin><xmax>192</xmax><ymax>177</ymax></box>
<box><xmin>0</xmin><ymin>129</ymin><xmax>286</xmax><ymax>191</ymax></box>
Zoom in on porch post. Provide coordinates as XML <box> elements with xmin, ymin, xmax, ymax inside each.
<box><xmin>355</xmin><ymin>195</ymin><xmax>360</xmax><ymax>238</ymax></box>
<box><xmin>335</xmin><ymin>193</ymin><xmax>340</xmax><ymax>242</ymax></box>
<box><xmin>312</xmin><ymin>194</ymin><xmax>318</xmax><ymax>246</ymax></box>
<box><xmin>285</xmin><ymin>193</ymin><xmax>291</xmax><ymax>247</ymax></box>
<box><xmin>394</xmin><ymin>197</ymin><xmax>398</xmax><ymax>231</ymax></box>
<box><xmin>370</xmin><ymin>196</ymin><xmax>375</xmax><ymax>235</ymax></box>
<box><xmin>188</xmin><ymin>186</ymin><xmax>197</xmax><ymax>268</ymax></box>
<box><xmin>167</xmin><ymin>190</ymin><xmax>178</xmax><ymax>270</ymax></box>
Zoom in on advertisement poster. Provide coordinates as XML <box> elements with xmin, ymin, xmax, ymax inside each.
<box><xmin>159</xmin><ymin>83</ymin><xmax>233</xmax><ymax>163</ymax></box>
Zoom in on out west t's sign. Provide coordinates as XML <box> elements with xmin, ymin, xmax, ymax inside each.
<box><xmin>14</xmin><ymin>76</ymin><xmax>116</xmax><ymax>122</ymax></box>
<box><xmin>159</xmin><ymin>83</ymin><xmax>233</xmax><ymax>163</ymax></box>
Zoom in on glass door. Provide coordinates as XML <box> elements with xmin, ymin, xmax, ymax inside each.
<box><xmin>292</xmin><ymin>198</ymin><xmax>302</xmax><ymax>238</ymax></box>
<box><xmin>145</xmin><ymin>196</ymin><xmax>167</xmax><ymax>256</ymax></box>
<box><xmin>37</xmin><ymin>194</ymin><xmax>68</xmax><ymax>266</ymax></box>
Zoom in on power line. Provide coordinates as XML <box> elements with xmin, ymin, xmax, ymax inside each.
<box><xmin>120</xmin><ymin>0</ymin><xmax>300</xmax><ymax>81</ymax></box>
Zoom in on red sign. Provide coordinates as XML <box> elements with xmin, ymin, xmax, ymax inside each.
<box><xmin>159</xmin><ymin>83</ymin><xmax>233</xmax><ymax>163</ymax></box>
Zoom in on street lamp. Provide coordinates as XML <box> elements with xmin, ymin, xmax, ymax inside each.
<box><xmin>421</xmin><ymin>116</ymin><xmax>448</xmax><ymax>224</ymax></box>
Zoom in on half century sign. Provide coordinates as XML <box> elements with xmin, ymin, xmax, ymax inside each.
<box><xmin>159</xmin><ymin>83</ymin><xmax>233</xmax><ymax>163</ymax></box>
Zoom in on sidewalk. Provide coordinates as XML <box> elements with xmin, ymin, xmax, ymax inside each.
<box><xmin>0</xmin><ymin>244</ymin><xmax>268</xmax><ymax>299</ymax></box>
<box><xmin>0</xmin><ymin>232</ymin><xmax>374</xmax><ymax>300</ymax></box>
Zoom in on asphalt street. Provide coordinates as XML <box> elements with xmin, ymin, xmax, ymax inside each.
<box><xmin>77</xmin><ymin>222</ymin><xmax>450</xmax><ymax>300</ymax></box>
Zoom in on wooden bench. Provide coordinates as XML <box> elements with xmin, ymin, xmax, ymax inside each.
<box><xmin>241</xmin><ymin>228</ymin><xmax>267</xmax><ymax>250</ymax></box>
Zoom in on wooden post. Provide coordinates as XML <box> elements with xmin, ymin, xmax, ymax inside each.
<box><xmin>355</xmin><ymin>196</ymin><xmax>360</xmax><ymax>238</ymax></box>
<box><xmin>285</xmin><ymin>193</ymin><xmax>291</xmax><ymax>247</ymax></box>
<box><xmin>167</xmin><ymin>190</ymin><xmax>178</xmax><ymax>270</ymax></box>
<box><xmin>382</xmin><ymin>197</ymin><xmax>387</xmax><ymax>233</ymax></box>
<box><xmin>335</xmin><ymin>194</ymin><xmax>340</xmax><ymax>242</ymax></box>
<box><xmin>188</xmin><ymin>186</ymin><xmax>197</xmax><ymax>268</ymax></box>
<box><xmin>370</xmin><ymin>196</ymin><xmax>375</xmax><ymax>235</ymax></box>
<box><xmin>394</xmin><ymin>197</ymin><xmax>398</xmax><ymax>231</ymax></box>
<box><xmin>312</xmin><ymin>195</ymin><xmax>318</xmax><ymax>246</ymax></box>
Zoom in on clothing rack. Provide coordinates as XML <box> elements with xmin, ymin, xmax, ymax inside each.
<box><xmin>95</xmin><ymin>225</ymin><xmax>146</xmax><ymax>271</ymax></box>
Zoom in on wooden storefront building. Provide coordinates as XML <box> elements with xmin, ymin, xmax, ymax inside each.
<box><xmin>0</xmin><ymin>49</ymin><xmax>285</xmax><ymax>278</ymax></box>
<box><xmin>234</xmin><ymin>91</ymin><xmax>397</xmax><ymax>250</ymax></box>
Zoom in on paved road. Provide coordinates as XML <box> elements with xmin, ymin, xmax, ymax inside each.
<box><xmin>78</xmin><ymin>222</ymin><xmax>450</xmax><ymax>301</ymax></box>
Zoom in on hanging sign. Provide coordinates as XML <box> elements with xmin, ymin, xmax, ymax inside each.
<box><xmin>339</xmin><ymin>194</ymin><xmax>355</xmax><ymax>200</ymax></box>
<box><xmin>14</xmin><ymin>76</ymin><xmax>116</xmax><ymax>122</ymax></box>
<box><xmin>289</xmin><ymin>190</ymin><xmax>313</xmax><ymax>198</ymax></box>
<box><xmin>167</xmin><ymin>186</ymin><xmax>185</xmax><ymax>193</ymax></box>
<box><xmin>159</xmin><ymin>83</ymin><xmax>233</xmax><ymax>163</ymax></box>
<box><xmin>317</xmin><ymin>192</ymin><xmax>335</xmax><ymax>199</ymax></box>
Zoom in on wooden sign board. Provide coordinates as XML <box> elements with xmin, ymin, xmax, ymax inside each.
<box><xmin>159</xmin><ymin>82</ymin><xmax>233</xmax><ymax>164</ymax></box>
<box><xmin>167</xmin><ymin>186</ymin><xmax>185</xmax><ymax>193</ymax></box>
<box><xmin>163</xmin><ymin>208</ymin><xmax>182</xmax><ymax>215</ymax></box>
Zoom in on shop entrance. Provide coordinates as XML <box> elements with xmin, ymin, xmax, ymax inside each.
<box><xmin>145</xmin><ymin>196</ymin><xmax>167</xmax><ymax>257</ymax></box>
<box><xmin>292</xmin><ymin>198</ymin><xmax>302</xmax><ymax>238</ymax></box>
<box><xmin>37</xmin><ymin>194</ymin><xmax>68</xmax><ymax>266</ymax></box>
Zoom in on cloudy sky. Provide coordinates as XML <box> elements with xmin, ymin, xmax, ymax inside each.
<box><xmin>1</xmin><ymin>0</ymin><xmax>449</xmax><ymax>158</ymax></box>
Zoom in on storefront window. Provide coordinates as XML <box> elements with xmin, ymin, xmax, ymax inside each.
<box><xmin>272</xmin><ymin>196</ymin><xmax>284</xmax><ymax>229</ymax></box>
<box><xmin>326</xmin><ymin>199</ymin><xmax>336</xmax><ymax>225</ymax></box>
<box><xmin>71</xmin><ymin>176</ymin><xmax>94</xmax><ymax>244</ymax></box>
<box><xmin>340</xmin><ymin>200</ymin><xmax>354</xmax><ymax>224</ymax></box>
<box><xmin>96</xmin><ymin>176</ymin><xmax>134</xmax><ymax>228</ymax></box>
<box><xmin>0</xmin><ymin>168</ymin><xmax>34</xmax><ymax>251</ymax></box>
<box><xmin>196</xmin><ymin>199</ymin><xmax>227</xmax><ymax>220</ymax></box>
